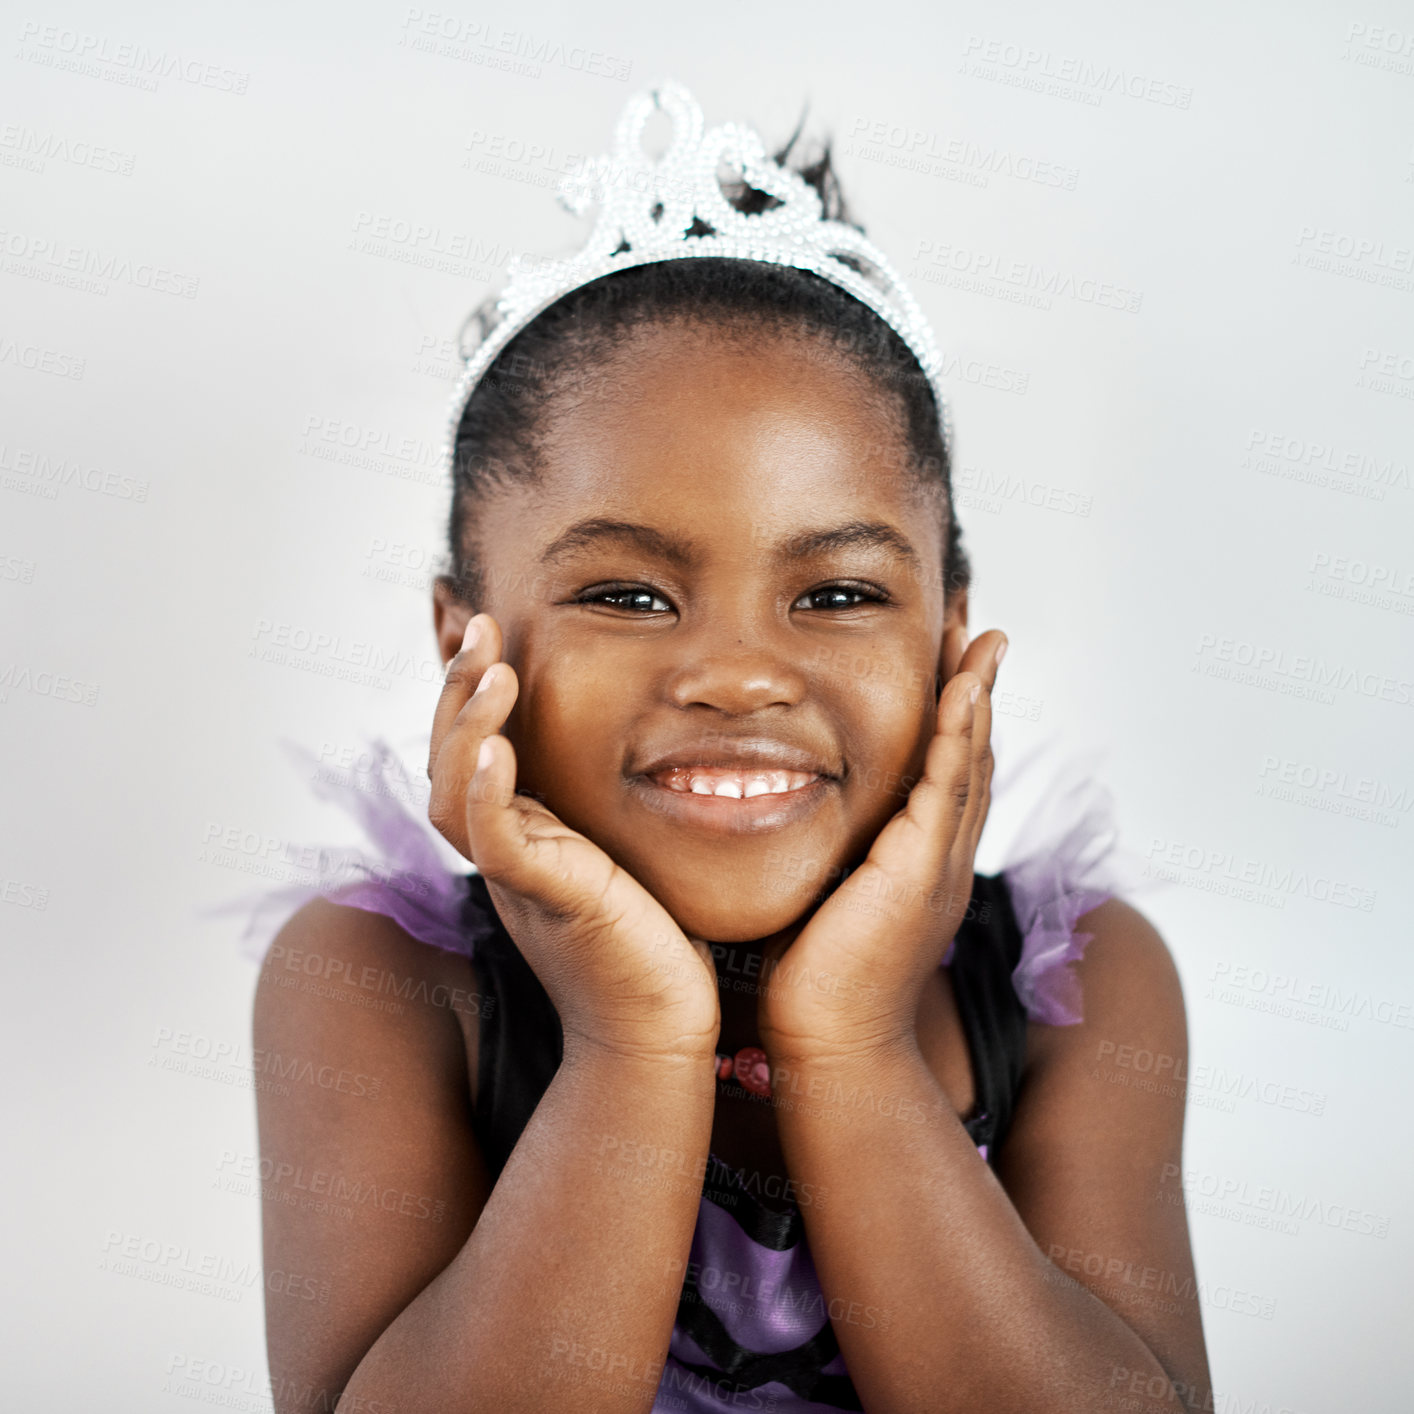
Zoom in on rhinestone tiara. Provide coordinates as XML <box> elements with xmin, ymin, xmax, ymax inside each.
<box><xmin>443</xmin><ymin>79</ymin><xmax>950</xmax><ymax>484</ymax></box>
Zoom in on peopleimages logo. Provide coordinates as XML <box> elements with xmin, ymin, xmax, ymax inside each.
<box><xmin>0</xmin><ymin>335</ymin><xmax>84</xmax><ymax>378</ymax></box>
<box><xmin>0</xmin><ymin>122</ymin><xmax>137</xmax><ymax>176</ymax></box>
<box><xmin>1258</xmin><ymin>753</ymin><xmax>1411</xmax><ymax>829</ymax></box>
<box><xmin>1192</xmin><ymin>632</ymin><xmax>1414</xmax><ymax>709</ymax></box>
<box><xmin>249</xmin><ymin>619</ymin><xmax>443</xmax><ymax>687</ymax></box>
<box><xmin>959</xmin><ymin>35</ymin><xmax>1193</xmax><ymax>109</ymax></box>
<box><xmin>397</xmin><ymin>10</ymin><xmax>632</xmax><ymax>81</ymax></box>
<box><xmin>15</xmin><ymin>20</ymin><xmax>251</xmax><ymax>93</ymax></box>
<box><xmin>1160</xmin><ymin>1163</ymin><xmax>1390</xmax><ymax>1239</ymax></box>
<box><xmin>0</xmin><ymin>227</ymin><xmax>200</xmax><ymax>297</ymax></box>
<box><xmin>0</xmin><ymin>443</ymin><xmax>149</xmax><ymax>501</ymax></box>
<box><xmin>912</xmin><ymin>238</ymin><xmax>1142</xmax><ymax>312</ymax></box>
<box><xmin>0</xmin><ymin>662</ymin><xmax>101</xmax><ymax>706</ymax></box>
<box><xmin>844</xmin><ymin>116</ymin><xmax>1080</xmax><ymax>191</ymax></box>
<box><xmin>1209</xmin><ymin>960</ymin><xmax>1414</xmax><ymax>1033</ymax></box>
<box><xmin>1145</xmin><ymin>837</ymin><xmax>1377</xmax><ymax>911</ymax></box>
<box><xmin>1243</xmin><ymin>427</ymin><xmax>1411</xmax><ymax>501</ymax></box>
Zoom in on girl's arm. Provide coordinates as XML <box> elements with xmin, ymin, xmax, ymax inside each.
<box><xmin>770</xmin><ymin>897</ymin><xmax>1212</xmax><ymax>1414</ymax></box>
<box><xmin>254</xmin><ymin>895</ymin><xmax>716</xmax><ymax>1414</ymax></box>
<box><xmin>759</xmin><ymin>633</ymin><xmax>1210</xmax><ymax>1411</ymax></box>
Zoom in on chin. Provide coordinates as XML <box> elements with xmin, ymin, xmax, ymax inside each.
<box><xmin>587</xmin><ymin>819</ymin><xmax>844</xmax><ymax>942</ymax></box>
<box><xmin>652</xmin><ymin>876</ymin><xmax>827</xmax><ymax>946</ymax></box>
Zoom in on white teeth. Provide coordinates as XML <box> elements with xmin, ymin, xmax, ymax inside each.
<box><xmin>666</xmin><ymin>769</ymin><xmax>816</xmax><ymax>797</ymax></box>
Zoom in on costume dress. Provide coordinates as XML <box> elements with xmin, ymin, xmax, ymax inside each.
<box><xmin>225</xmin><ymin>737</ymin><xmax>1135</xmax><ymax>1412</ymax></box>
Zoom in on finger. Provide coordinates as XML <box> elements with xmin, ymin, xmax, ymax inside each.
<box><xmin>961</xmin><ymin>669</ymin><xmax>994</xmax><ymax>852</ymax></box>
<box><xmin>463</xmin><ymin>732</ymin><xmax>524</xmax><ymax>880</ymax></box>
<box><xmin>463</xmin><ymin>735</ymin><xmax>621</xmax><ymax>929</ymax></box>
<box><xmin>908</xmin><ymin>668</ymin><xmax>980</xmax><ymax>845</ymax></box>
<box><xmin>914</xmin><ymin>631</ymin><xmax>1004</xmax><ymax>855</ymax></box>
<box><xmin>955</xmin><ymin>633</ymin><xmax>1005</xmax><ymax>847</ymax></box>
<box><xmin>849</xmin><ymin>672</ymin><xmax>977</xmax><ymax>934</ymax></box>
<box><xmin>428</xmin><ymin>647</ymin><xmax>520</xmax><ymax>860</ymax></box>
<box><xmin>429</xmin><ymin>660</ymin><xmax>519</xmax><ymax>853</ymax></box>
<box><xmin>833</xmin><ymin>635</ymin><xmax>1005</xmax><ymax>906</ymax></box>
<box><xmin>949</xmin><ymin>628</ymin><xmax>1007</xmax><ymax>699</ymax></box>
<box><xmin>826</xmin><ymin>671</ymin><xmax>978</xmax><ymax>948</ymax></box>
<box><xmin>427</xmin><ymin>613</ymin><xmax>502</xmax><ymax>779</ymax></box>
<box><xmin>463</xmin><ymin>731</ymin><xmax>579</xmax><ymax>904</ymax></box>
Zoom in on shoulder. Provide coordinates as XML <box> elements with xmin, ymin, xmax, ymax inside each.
<box><xmin>997</xmin><ymin>898</ymin><xmax>1212</xmax><ymax>1394</ymax></box>
<box><xmin>1022</xmin><ymin>895</ymin><xmax>1186</xmax><ymax>1077</ymax></box>
<box><xmin>254</xmin><ymin>894</ymin><xmax>484</xmax><ymax>1098</ymax></box>
<box><xmin>252</xmin><ymin>897</ymin><xmax>495</xmax><ymax>1406</ymax></box>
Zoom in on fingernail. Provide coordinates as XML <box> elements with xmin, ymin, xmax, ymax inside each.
<box><xmin>462</xmin><ymin>617</ymin><xmax>481</xmax><ymax>651</ymax></box>
<box><xmin>473</xmin><ymin>664</ymin><xmax>496</xmax><ymax>695</ymax></box>
<box><xmin>476</xmin><ymin>738</ymin><xmax>493</xmax><ymax>772</ymax></box>
<box><xmin>968</xmin><ymin>682</ymin><xmax>981</xmax><ymax>705</ymax></box>
<box><xmin>995</xmin><ymin>638</ymin><xmax>1008</xmax><ymax>667</ymax></box>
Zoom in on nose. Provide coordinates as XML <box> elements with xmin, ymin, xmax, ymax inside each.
<box><xmin>659</xmin><ymin>616</ymin><xmax>810</xmax><ymax>715</ymax></box>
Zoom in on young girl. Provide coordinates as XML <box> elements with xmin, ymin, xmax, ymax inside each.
<box><xmin>245</xmin><ymin>83</ymin><xmax>1212</xmax><ymax>1414</ymax></box>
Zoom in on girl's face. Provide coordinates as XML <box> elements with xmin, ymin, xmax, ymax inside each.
<box><xmin>438</xmin><ymin>320</ymin><xmax>968</xmax><ymax>944</ymax></box>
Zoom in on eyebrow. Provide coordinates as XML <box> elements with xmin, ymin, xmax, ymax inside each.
<box><xmin>538</xmin><ymin>517</ymin><xmax>921</xmax><ymax>571</ymax></box>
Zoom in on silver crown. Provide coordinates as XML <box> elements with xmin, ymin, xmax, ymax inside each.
<box><xmin>443</xmin><ymin>80</ymin><xmax>950</xmax><ymax>483</ymax></box>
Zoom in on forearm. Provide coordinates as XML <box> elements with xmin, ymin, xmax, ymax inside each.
<box><xmin>339</xmin><ymin>1043</ymin><xmax>715</xmax><ymax>1414</ymax></box>
<box><xmin>771</xmin><ymin>1044</ymin><xmax>1177</xmax><ymax>1414</ymax></box>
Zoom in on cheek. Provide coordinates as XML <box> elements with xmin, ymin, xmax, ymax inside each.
<box><xmin>826</xmin><ymin>664</ymin><xmax>936</xmax><ymax>811</ymax></box>
<box><xmin>507</xmin><ymin>656</ymin><xmax>621</xmax><ymax>794</ymax></box>
<box><xmin>817</xmin><ymin>638</ymin><xmax>935</xmax><ymax>707</ymax></box>
<box><xmin>849</xmin><ymin>738</ymin><xmax>927</xmax><ymax>816</ymax></box>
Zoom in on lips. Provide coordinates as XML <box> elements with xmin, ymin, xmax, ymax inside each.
<box><xmin>627</xmin><ymin>739</ymin><xmax>841</xmax><ymax>836</ymax></box>
<box><xmin>633</xmin><ymin>738</ymin><xmax>840</xmax><ymax>782</ymax></box>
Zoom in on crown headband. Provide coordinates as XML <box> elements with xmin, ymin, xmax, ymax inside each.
<box><xmin>443</xmin><ymin>80</ymin><xmax>951</xmax><ymax>484</ymax></box>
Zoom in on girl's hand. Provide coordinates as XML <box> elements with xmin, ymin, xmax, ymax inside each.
<box><xmin>427</xmin><ymin>614</ymin><xmax>721</xmax><ymax>1062</ymax></box>
<box><xmin>758</xmin><ymin>630</ymin><xmax>1008</xmax><ymax>1065</ymax></box>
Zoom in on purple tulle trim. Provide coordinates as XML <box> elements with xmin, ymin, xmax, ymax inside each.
<box><xmin>1003</xmin><ymin>876</ymin><xmax>1112</xmax><ymax>1026</ymax></box>
<box><xmin>202</xmin><ymin>736</ymin><xmax>474</xmax><ymax>963</ymax></box>
<box><xmin>938</xmin><ymin>874</ymin><xmax>1110</xmax><ymax>1025</ymax></box>
<box><xmin>987</xmin><ymin>746</ymin><xmax>1144</xmax><ymax>1027</ymax></box>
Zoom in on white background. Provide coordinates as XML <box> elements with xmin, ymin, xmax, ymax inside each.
<box><xmin>3</xmin><ymin>0</ymin><xmax>1412</xmax><ymax>1408</ymax></box>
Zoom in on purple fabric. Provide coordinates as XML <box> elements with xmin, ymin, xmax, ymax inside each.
<box><xmin>1003</xmin><ymin>875</ymin><xmax>1111</xmax><ymax>1026</ymax></box>
<box><xmin>684</xmin><ymin>1193</ymin><xmax>830</xmax><ymax>1352</ymax></box>
<box><xmin>202</xmin><ymin>736</ymin><xmax>473</xmax><ymax>962</ymax></box>
<box><xmin>654</xmin><ymin>1348</ymin><xmax>852</xmax><ymax>1414</ymax></box>
<box><xmin>989</xmin><ymin>744</ymin><xmax>1140</xmax><ymax>1027</ymax></box>
<box><xmin>658</xmin><ymin>1134</ymin><xmax>988</xmax><ymax>1413</ymax></box>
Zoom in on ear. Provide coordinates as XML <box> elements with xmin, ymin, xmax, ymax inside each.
<box><xmin>432</xmin><ymin>576</ymin><xmax>475</xmax><ymax>669</ymax></box>
<box><xmin>935</xmin><ymin>585</ymin><xmax>970</xmax><ymax>699</ymax></box>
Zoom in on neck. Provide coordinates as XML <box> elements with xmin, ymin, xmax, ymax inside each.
<box><xmin>708</xmin><ymin>922</ymin><xmax>803</xmax><ymax>1046</ymax></box>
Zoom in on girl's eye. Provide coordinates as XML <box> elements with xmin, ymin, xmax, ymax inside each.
<box><xmin>796</xmin><ymin>583</ymin><xmax>891</xmax><ymax>611</ymax></box>
<box><xmin>575</xmin><ymin>582</ymin><xmax>891</xmax><ymax>614</ymax></box>
<box><xmin>577</xmin><ymin>585</ymin><xmax>673</xmax><ymax>613</ymax></box>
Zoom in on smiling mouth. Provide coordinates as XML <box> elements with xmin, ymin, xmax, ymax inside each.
<box><xmin>647</xmin><ymin>766</ymin><xmax>823</xmax><ymax>798</ymax></box>
<box><xmin>631</xmin><ymin>765</ymin><xmax>835</xmax><ymax>836</ymax></box>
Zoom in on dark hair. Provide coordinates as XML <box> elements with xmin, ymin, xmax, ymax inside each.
<box><xmin>439</xmin><ymin>128</ymin><xmax>970</xmax><ymax>613</ymax></box>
